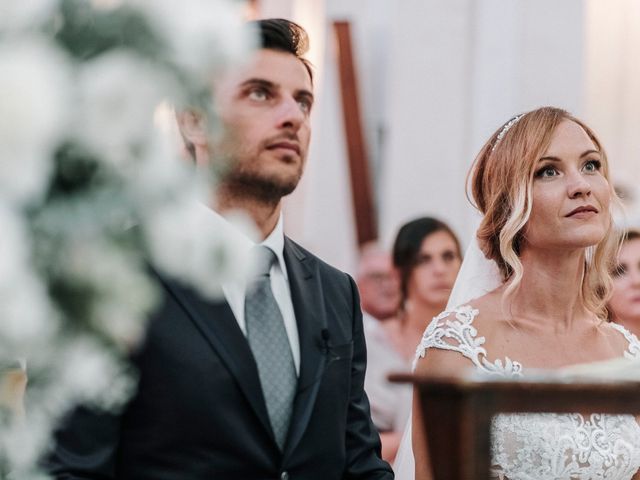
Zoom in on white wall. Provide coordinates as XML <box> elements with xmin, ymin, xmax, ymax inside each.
<box><xmin>585</xmin><ymin>0</ymin><xmax>640</xmax><ymax>225</ymax></box>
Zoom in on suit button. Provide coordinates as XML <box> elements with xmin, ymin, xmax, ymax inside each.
<box><xmin>280</xmin><ymin>472</ymin><xmax>289</xmax><ymax>480</ymax></box>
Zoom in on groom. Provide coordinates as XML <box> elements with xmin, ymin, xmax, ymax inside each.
<box><xmin>47</xmin><ymin>18</ymin><xmax>393</xmax><ymax>480</ymax></box>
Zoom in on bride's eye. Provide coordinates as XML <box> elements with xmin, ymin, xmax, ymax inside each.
<box><xmin>535</xmin><ymin>165</ymin><xmax>559</xmax><ymax>178</ymax></box>
<box><xmin>582</xmin><ymin>159</ymin><xmax>602</xmax><ymax>174</ymax></box>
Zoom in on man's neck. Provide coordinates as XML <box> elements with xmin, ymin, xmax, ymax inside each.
<box><xmin>214</xmin><ymin>189</ymin><xmax>282</xmax><ymax>241</ymax></box>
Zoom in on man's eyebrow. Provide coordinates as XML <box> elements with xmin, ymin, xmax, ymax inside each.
<box><xmin>238</xmin><ymin>79</ymin><xmax>314</xmax><ymax>101</ymax></box>
<box><xmin>239</xmin><ymin>78</ymin><xmax>276</xmax><ymax>89</ymax></box>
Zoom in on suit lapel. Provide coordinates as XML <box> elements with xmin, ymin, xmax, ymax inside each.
<box><xmin>159</xmin><ymin>276</ymin><xmax>275</xmax><ymax>441</ymax></box>
<box><xmin>282</xmin><ymin>238</ymin><xmax>328</xmax><ymax>460</ymax></box>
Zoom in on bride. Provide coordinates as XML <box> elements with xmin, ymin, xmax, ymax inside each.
<box><xmin>394</xmin><ymin>106</ymin><xmax>640</xmax><ymax>480</ymax></box>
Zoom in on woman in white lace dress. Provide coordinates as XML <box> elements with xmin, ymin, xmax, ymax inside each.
<box><xmin>406</xmin><ymin>107</ymin><xmax>640</xmax><ymax>480</ymax></box>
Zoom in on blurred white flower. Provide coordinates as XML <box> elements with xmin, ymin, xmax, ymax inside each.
<box><xmin>55</xmin><ymin>337</ymin><xmax>136</xmax><ymax>409</ymax></box>
<box><xmin>0</xmin><ymin>203</ymin><xmax>30</xmax><ymax>279</ymax></box>
<box><xmin>144</xmin><ymin>201</ymin><xmax>255</xmax><ymax>299</ymax></box>
<box><xmin>65</xmin><ymin>240</ymin><xmax>158</xmax><ymax>346</ymax></box>
<box><xmin>0</xmin><ymin>204</ymin><xmax>56</xmax><ymax>355</ymax></box>
<box><xmin>0</xmin><ymin>410</ymin><xmax>52</xmax><ymax>473</ymax></box>
<box><xmin>0</xmin><ymin>272</ymin><xmax>57</xmax><ymax>356</ymax></box>
<box><xmin>0</xmin><ymin>0</ymin><xmax>58</xmax><ymax>33</ymax></box>
<box><xmin>77</xmin><ymin>50</ymin><xmax>175</xmax><ymax>168</ymax></box>
<box><xmin>0</xmin><ymin>37</ymin><xmax>71</xmax><ymax>204</ymax></box>
<box><xmin>139</xmin><ymin>0</ymin><xmax>256</xmax><ymax>79</ymax></box>
<box><xmin>128</xmin><ymin>127</ymin><xmax>196</xmax><ymax>204</ymax></box>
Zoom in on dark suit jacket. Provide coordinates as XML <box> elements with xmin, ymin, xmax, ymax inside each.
<box><xmin>46</xmin><ymin>238</ymin><xmax>394</xmax><ymax>480</ymax></box>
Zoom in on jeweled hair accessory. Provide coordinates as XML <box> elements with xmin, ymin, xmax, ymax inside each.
<box><xmin>491</xmin><ymin>113</ymin><xmax>525</xmax><ymax>152</ymax></box>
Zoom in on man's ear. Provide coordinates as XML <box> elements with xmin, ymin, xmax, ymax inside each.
<box><xmin>175</xmin><ymin>109</ymin><xmax>207</xmax><ymax>148</ymax></box>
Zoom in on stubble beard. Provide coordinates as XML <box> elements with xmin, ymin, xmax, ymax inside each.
<box><xmin>224</xmin><ymin>172</ymin><xmax>300</xmax><ymax>204</ymax></box>
<box><xmin>222</xmin><ymin>161</ymin><xmax>303</xmax><ymax>204</ymax></box>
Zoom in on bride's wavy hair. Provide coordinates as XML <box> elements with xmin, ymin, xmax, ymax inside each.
<box><xmin>467</xmin><ymin>106</ymin><xmax>621</xmax><ymax>320</ymax></box>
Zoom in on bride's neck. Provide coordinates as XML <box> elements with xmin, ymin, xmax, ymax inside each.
<box><xmin>507</xmin><ymin>247</ymin><xmax>590</xmax><ymax>332</ymax></box>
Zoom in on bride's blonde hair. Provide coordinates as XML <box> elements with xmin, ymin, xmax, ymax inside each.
<box><xmin>467</xmin><ymin>106</ymin><xmax>620</xmax><ymax>319</ymax></box>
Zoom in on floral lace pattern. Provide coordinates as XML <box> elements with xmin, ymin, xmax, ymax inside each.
<box><xmin>417</xmin><ymin>306</ymin><xmax>640</xmax><ymax>480</ymax></box>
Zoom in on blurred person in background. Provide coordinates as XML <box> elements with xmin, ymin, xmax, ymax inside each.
<box><xmin>387</xmin><ymin>217</ymin><xmax>462</xmax><ymax>361</ymax></box>
<box><xmin>609</xmin><ymin>228</ymin><xmax>640</xmax><ymax>336</ymax></box>
<box><xmin>356</xmin><ymin>243</ymin><xmax>401</xmax><ymax>462</ymax></box>
<box><xmin>356</xmin><ymin>242</ymin><xmax>401</xmax><ymax>325</ymax></box>
<box><xmin>362</xmin><ymin>218</ymin><xmax>461</xmax><ymax>463</ymax></box>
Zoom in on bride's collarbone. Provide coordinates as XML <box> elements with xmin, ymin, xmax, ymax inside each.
<box><xmin>479</xmin><ymin>316</ymin><xmax>625</xmax><ymax>369</ymax></box>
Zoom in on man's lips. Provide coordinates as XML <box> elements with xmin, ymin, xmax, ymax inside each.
<box><xmin>266</xmin><ymin>141</ymin><xmax>300</xmax><ymax>155</ymax></box>
<box><xmin>565</xmin><ymin>205</ymin><xmax>598</xmax><ymax>217</ymax></box>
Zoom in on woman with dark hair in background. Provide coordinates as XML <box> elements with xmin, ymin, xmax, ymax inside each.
<box><xmin>609</xmin><ymin>228</ymin><xmax>640</xmax><ymax>336</ymax></box>
<box><xmin>364</xmin><ymin>217</ymin><xmax>461</xmax><ymax>463</ymax></box>
<box><xmin>387</xmin><ymin>217</ymin><xmax>462</xmax><ymax>360</ymax></box>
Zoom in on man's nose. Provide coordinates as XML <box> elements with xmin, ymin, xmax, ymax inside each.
<box><xmin>277</xmin><ymin>96</ymin><xmax>305</xmax><ymax>130</ymax></box>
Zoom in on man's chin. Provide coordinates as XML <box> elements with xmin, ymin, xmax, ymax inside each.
<box><xmin>225</xmin><ymin>172</ymin><xmax>301</xmax><ymax>202</ymax></box>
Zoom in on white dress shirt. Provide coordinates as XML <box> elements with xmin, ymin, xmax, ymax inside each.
<box><xmin>202</xmin><ymin>206</ymin><xmax>301</xmax><ymax>375</ymax></box>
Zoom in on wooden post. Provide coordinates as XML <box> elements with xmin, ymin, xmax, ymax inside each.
<box><xmin>333</xmin><ymin>21</ymin><xmax>377</xmax><ymax>246</ymax></box>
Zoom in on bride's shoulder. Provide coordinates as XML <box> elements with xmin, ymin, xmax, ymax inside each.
<box><xmin>601</xmin><ymin>321</ymin><xmax>640</xmax><ymax>359</ymax></box>
<box><xmin>426</xmin><ymin>291</ymin><xmax>502</xmax><ymax>335</ymax></box>
<box><xmin>413</xmin><ymin>297</ymin><xmax>498</xmax><ymax>376</ymax></box>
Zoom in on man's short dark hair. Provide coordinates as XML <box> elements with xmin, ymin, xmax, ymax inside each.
<box><xmin>251</xmin><ymin>18</ymin><xmax>313</xmax><ymax>83</ymax></box>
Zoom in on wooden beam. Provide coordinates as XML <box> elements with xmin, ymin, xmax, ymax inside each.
<box><xmin>333</xmin><ymin>21</ymin><xmax>377</xmax><ymax>246</ymax></box>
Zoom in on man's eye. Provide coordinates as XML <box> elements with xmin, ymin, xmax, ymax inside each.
<box><xmin>248</xmin><ymin>89</ymin><xmax>269</xmax><ymax>101</ymax></box>
<box><xmin>297</xmin><ymin>98</ymin><xmax>313</xmax><ymax>113</ymax></box>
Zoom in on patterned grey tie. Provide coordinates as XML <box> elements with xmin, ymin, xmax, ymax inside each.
<box><xmin>245</xmin><ymin>246</ymin><xmax>296</xmax><ymax>450</ymax></box>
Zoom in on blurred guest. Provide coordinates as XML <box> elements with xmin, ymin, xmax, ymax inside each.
<box><xmin>363</xmin><ymin>218</ymin><xmax>461</xmax><ymax>463</ymax></box>
<box><xmin>388</xmin><ymin>217</ymin><xmax>462</xmax><ymax>360</ymax></box>
<box><xmin>356</xmin><ymin>242</ymin><xmax>400</xmax><ymax>323</ymax></box>
<box><xmin>609</xmin><ymin>228</ymin><xmax>640</xmax><ymax>336</ymax></box>
<box><xmin>357</xmin><ymin>243</ymin><xmax>402</xmax><ymax>462</ymax></box>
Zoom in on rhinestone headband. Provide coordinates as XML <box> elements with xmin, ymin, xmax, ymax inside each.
<box><xmin>491</xmin><ymin>113</ymin><xmax>525</xmax><ymax>152</ymax></box>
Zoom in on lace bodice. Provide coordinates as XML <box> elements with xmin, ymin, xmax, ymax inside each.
<box><xmin>415</xmin><ymin>305</ymin><xmax>640</xmax><ymax>480</ymax></box>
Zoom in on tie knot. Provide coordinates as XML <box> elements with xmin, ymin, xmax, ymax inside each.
<box><xmin>251</xmin><ymin>246</ymin><xmax>277</xmax><ymax>278</ymax></box>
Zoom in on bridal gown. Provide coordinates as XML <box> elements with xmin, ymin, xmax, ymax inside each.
<box><xmin>403</xmin><ymin>305</ymin><xmax>640</xmax><ymax>480</ymax></box>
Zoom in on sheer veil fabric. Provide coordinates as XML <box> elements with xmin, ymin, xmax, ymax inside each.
<box><xmin>393</xmin><ymin>236</ymin><xmax>502</xmax><ymax>479</ymax></box>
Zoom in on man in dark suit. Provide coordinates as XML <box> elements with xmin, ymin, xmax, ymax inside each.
<box><xmin>46</xmin><ymin>18</ymin><xmax>394</xmax><ymax>480</ymax></box>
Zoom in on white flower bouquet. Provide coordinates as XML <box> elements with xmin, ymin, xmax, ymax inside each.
<box><xmin>0</xmin><ymin>0</ymin><xmax>254</xmax><ymax>476</ymax></box>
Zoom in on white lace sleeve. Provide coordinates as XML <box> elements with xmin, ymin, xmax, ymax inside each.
<box><xmin>413</xmin><ymin>305</ymin><xmax>522</xmax><ymax>378</ymax></box>
<box><xmin>609</xmin><ymin>322</ymin><xmax>640</xmax><ymax>359</ymax></box>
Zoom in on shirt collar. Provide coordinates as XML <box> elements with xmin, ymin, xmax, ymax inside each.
<box><xmin>196</xmin><ymin>203</ymin><xmax>287</xmax><ymax>279</ymax></box>
<box><xmin>258</xmin><ymin>213</ymin><xmax>287</xmax><ymax>280</ymax></box>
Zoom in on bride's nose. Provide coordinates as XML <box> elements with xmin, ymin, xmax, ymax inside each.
<box><xmin>567</xmin><ymin>173</ymin><xmax>592</xmax><ymax>199</ymax></box>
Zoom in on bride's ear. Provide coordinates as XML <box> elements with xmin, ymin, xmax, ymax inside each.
<box><xmin>175</xmin><ymin>109</ymin><xmax>207</xmax><ymax>148</ymax></box>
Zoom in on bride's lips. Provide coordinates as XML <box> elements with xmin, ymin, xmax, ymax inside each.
<box><xmin>565</xmin><ymin>205</ymin><xmax>598</xmax><ymax>219</ymax></box>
